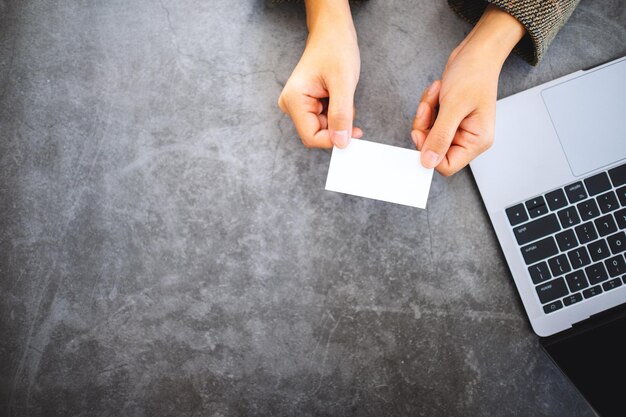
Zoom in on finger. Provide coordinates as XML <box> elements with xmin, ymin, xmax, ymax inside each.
<box><xmin>283</xmin><ymin>99</ymin><xmax>361</xmax><ymax>147</ymax></box>
<box><xmin>320</xmin><ymin>115</ymin><xmax>363</xmax><ymax>136</ymax></box>
<box><xmin>320</xmin><ymin>102</ymin><xmax>356</xmax><ymax>119</ymax></box>
<box><xmin>437</xmin><ymin>139</ymin><xmax>480</xmax><ymax>176</ymax></box>
<box><xmin>317</xmin><ymin>123</ymin><xmax>362</xmax><ymax>141</ymax></box>
<box><xmin>307</xmin><ymin>129</ymin><xmax>334</xmax><ymax>149</ymax></box>
<box><xmin>411</xmin><ymin>129</ymin><xmax>426</xmax><ymax>151</ymax></box>
<box><xmin>282</xmin><ymin>92</ymin><xmax>334</xmax><ymax>148</ymax></box>
<box><xmin>419</xmin><ymin>81</ymin><xmax>441</xmax><ymax>129</ymax></box>
<box><xmin>319</xmin><ymin>98</ymin><xmax>357</xmax><ymax>123</ymax></box>
<box><xmin>287</xmin><ymin>98</ymin><xmax>331</xmax><ymax>148</ymax></box>
<box><xmin>436</xmin><ymin>130</ymin><xmax>493</xmax><ymax>176</ymax></box>
<box><xmin>278</xmin><ymin>94</ymin><xmax>287</xmax><ymax>114</ymax></box>
<box><xmin>327</xmin><ymin>79</ymin><xmax>356</xmax><ymax>149</ymax></box>
<box><xmin>412</xmin><ymin>101</ymin><xmax>436</xmax><ymax>133</ymax></box>
<box><xmin>314</xmin><ymin>100</ymin><xmax>324</xmax><ymax>115</ymax></box>
<box><xmin>412</xmin><ymin>80</ymin><xmax>440</xmax><ymax>135</ymax></box>
<box><xmin>436</xmin><ymin>144</ymin><xmax>474</xmax><ymax>176</ymax></box>
<box><xmin>319</xmin><ymin>113</ymin><xmax>328</xmax><ymax>130</ymax></box>
<box><xmin>419</xmin><ymin>80</ymin><xmax>441</xmax><ymax>106</ymax></box>
<box><xmin>291</xmin><ymin>109</ymin><xmax>333</xmax><ymax>148</ymax></box>
<box><xmin>351</xmin><ymin>106</ymin><xmax>362</xmax><ymax>138</ymax></box>
<box><xmin>421</xmin><ymin>103</ymin><xmax>466</xmax><ymax>169</ymax></box>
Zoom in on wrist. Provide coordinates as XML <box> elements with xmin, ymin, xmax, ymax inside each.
<box><xmin>305</xmin><ymin>0</ymin><xmax>356</xmax><ymax>39</ymax></box>
<box><xmin>468</xmin><ymin>4</ymin><xmax>526</xmax><ymax>66</ymax></box>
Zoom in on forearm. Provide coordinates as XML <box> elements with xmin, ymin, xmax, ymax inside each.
<box><xmin>468</xmin><ymin>4</ymin><xmax>526</xmax><ymax>68</ymax></box>
<box><xmin>305</xmin><ymin>0</ymin><xmax>355</xmax><ymax>37</ymax></box>
<box><xmin>447</xmin><ymin>0</ymin><xmax>578</xmax><ymax>64</ymax></box>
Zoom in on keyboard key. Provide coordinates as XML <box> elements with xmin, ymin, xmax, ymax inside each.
<box><xmin>567</xmin><ymin>246</ymin><xmax>591</xmax><ymax>269</ymax></box>
<box><xmin>575</xmin><ymin>222</ymin><xmax>598</xmax><ymax>244</ymax></box>
<box><xmin>506</xmin><ymin>203</ymin><xmax>529</xmax><ymax>226</ymax></box>
<box><xmin>525</xmin><ymin>196</ymin><xmax>548</xmax><ymax>218</ymax></box>
<box><xmin>617</xmin><ymin>185</ymin><xmax>626</xmax><ymax>207</ymax></box>
<box><xmin>558</xmin><ymin>207</ymin><xmax>581</xmax><ymax>228</ymax></box>
<box><xmin>545</xmin><ymin>189</ymin><xmax>568</xmax><ymax>211</ymax></box>
<box><xmin>521</xmin><ymin>237</ymin><xmax>559</xmax><ymax>265</ymax></box>
<box><xmin>596</xmin><ymin>191</ymin><xmax>619</xmax><ymax>214</ymax></box>
<box><xmin>543</xmin><ymin>300</ymin><xmax>563</xmax><ymax>314</ymax></box>
<box><xmin>607</xmin><ymin>231</ymin><xmax>626</xmax><ymax>255</ymax></box>
<box><xmin>536</xmin><ymin>278</ymin><xmax>568</xmax><ymax>303</ymax></box>
<box><xmin>577</xmin><ymin>199</ymin><xmax>601</xmax><ymax>221</ymax></box>
<box><xmin>562</xmin><ymin>292</ymin><xmax>583</xmax><ymax>306</ymax></box>
<box><xmin>605</xmin><ymin>255</ymin><xmax>626</xmax><ymax>277</ymax></box>
<box><xmin>556</xmin><ymin>229</ymin><xmax>578</xmax><ymax>251</ymax></box>
<box><xmin>525</xmin><ymin>196</ymin><xmax>545</xmax><ymax>210</ymax></box>
<box><xmin>529</xmin><ymin>205</ymin><xmax>548</xmax><ymax>218</ymax></box>
<box><xmin>588</xmin><ymin>239</ymin><xmax>611</xmax><ymax>262</ymax></box>
<box><xmin>583</xmin><ymin>285</ymin><xmax>603</xmax><ymax>299</ymax></box>
<box><xmin>528</xmin><ymin>262</ymin><xmax>551</xmax><ymax>284</ymax></box>
<box><xmin>608</xmin><ymin>162</ymin><xmax>626</xmax><ymax>187</ymax></box>
<box><xmin>565</xmin><ymin>270</ymin><xmax>589</xmax><ymax>292</ymax></box>
<box><xmin>565</xmin><ymin>181</ymin><xmax>588</xmax><ymax>204</ymax></box>
<box><xmin>602</xmin><ymin>278</ymin><xmax>622</xmax><ymax>292</ymax></box>
<box><xmin>548</xmin><ymin>254</ymin><xmax>572</xmax><ymax>276</ymax></box>
<box><xmin>585</xmin><ymin>172</ymin><xmax>612</xmax><ymax>196</ymax></box>
<box><xmin>585</xmin><ymin>262</ymin><xmax>609</xmax><ymax>284</ymax></box>
<box><xmin>595</xmin><ymin>214</ymin><xmax>618</xmax><ymax>237</ymax></box>
<box><xmin>513</xmin><ymin>214</ymin><xmax>561</xmax><ymax>245</ymax></box>
<box><xmin>623</xmin><ymin>275</ymin><xmax>626</xmax><ymax>285</ymax></box>
<box><xmin>615</xmin><ymin>207</ymin><xmax>626</xmax><ymax>229</ymax></box>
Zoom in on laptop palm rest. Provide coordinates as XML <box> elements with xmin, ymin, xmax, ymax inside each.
<box><xmin>541</xmin><ymin>60</ymin><xmax>626</xmax><ymax>177</ymax></box>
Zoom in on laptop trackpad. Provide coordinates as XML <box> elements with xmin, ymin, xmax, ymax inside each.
<box><xmin>541</xmin><ymin>60</ymin><xmax>626</xmax><ymax>177</ymax></box>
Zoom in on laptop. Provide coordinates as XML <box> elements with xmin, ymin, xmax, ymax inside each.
<box><xmin>470</xmin><ymin>55</ymin><xmax>626</xmax><ymax>417</ymax></box>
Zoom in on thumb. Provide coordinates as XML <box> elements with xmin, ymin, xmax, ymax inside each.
<box><xmin>327</xmin><ymin>82</ymin><xmax>355</xmax><ymax>149</ymax></box>
<box><xmin>421</xmin><ymin>104</ymin><xmax>465</xmax><ymax>169</ymax></box>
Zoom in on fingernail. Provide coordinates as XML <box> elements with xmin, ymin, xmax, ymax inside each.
<box><xmin>416</xmin><ymin>102</ymin><xmax>426</xmax><ymax>119</ymax></box>
<box><xmin>332</xmin><ymin>130</ymin><xmax>349</xmax><ymax>148</ymax></box>
<box><xmin>411</xmin><ymin>131</ymin><xmax>419</xmax><ymax>147</ymax></box>
<box><xmin>422</xmin><ymin>150</ymin><xmax>440</xmax><ymax>168</ymax></box>
<box><xmin>427</xmin><ymin>81</ymin><xmax>438</xmax><ymax>96</ymax></box>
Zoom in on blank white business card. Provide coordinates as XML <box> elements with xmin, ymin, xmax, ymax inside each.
<box><xmin>325</xmin><ymin>139</ymin><xmax>434</xmax><ymax>209</ymax></box>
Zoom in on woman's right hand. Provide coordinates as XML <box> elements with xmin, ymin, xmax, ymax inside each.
<box><xmin>278</xmin><ymin>0</ymin><xmax>362</xmax><ymax>149</ymax></box>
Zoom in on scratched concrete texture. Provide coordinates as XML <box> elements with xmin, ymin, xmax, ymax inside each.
<box><xmin>1</xmin><ymin>0</ymin><xmax>625</xmax><ymax>416</ymax></box>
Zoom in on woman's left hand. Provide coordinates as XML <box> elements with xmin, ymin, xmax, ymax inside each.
<box><xmin>411</xmin><ymin>4</ymin><xmax>526</xmax><ymax>176</ymax></box>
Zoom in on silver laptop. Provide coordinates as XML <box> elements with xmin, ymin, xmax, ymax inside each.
<box><xmin>470</xmin><ymin>56</ymin><xmax>626</xmax><ymax>417</ymax></box>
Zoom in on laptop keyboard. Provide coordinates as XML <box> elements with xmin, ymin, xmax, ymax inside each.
<box><xmin>505</xmin><ymin>162</ymin><xmax>626</xmax><ymax>315</ymax></box>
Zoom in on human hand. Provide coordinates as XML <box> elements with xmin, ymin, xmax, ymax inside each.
<box><xmin>278</xmin><ymin>0</ymin><xmax>363</xmax><ymax>149</ymax></box>
<box><xmin>411</xmin><ymin>5</ymin><xmax>525</xmax><ymax>175</ymax></box>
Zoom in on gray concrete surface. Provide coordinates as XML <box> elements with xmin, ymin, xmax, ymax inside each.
<box><xmin>1</xmin><ymin>0</ymin><xmax>624</xmax><ymax>416</ymax></box>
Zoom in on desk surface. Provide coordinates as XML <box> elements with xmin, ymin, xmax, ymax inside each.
<box><xmin>1</xmin><ymin>1</ymin><xmax>625</xmax><ymax>416</ymax></box>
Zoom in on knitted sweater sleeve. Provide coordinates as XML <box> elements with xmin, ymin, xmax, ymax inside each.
<box><xmin>447</xmin><ymin>0</ymin><xmax>581</xmax><ymax>65</ymax></box>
